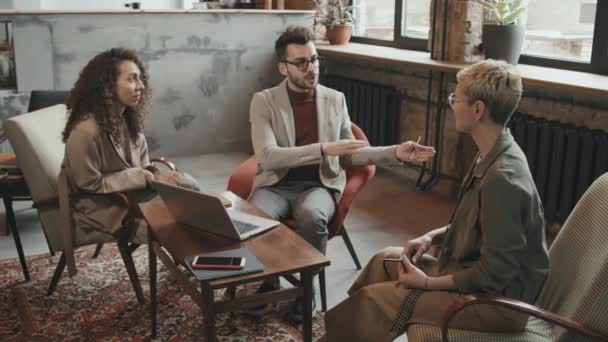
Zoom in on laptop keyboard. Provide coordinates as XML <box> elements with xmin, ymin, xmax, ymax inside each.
<box><xmin>233</xmin><ymin>219</ymin><xmax>259</xmax><ymax>235</ymax></box>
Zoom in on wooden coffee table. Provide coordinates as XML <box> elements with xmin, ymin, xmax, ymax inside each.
<box><xmin>139</xmin><ymin>191</ymin><xmax>330</xmax><ymax>342</ymax></box>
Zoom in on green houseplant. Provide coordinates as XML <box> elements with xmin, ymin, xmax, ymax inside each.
<box><xmin>476</xmin><ymin>0</ymin><xmax>527</xmax><ymax>64</ymax></box>
<box><xmin>309</xmin><ymin>0</ymin><xmax>355</xmax><ymax>45</ymax></box>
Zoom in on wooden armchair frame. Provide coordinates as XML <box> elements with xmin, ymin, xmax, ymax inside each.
<box><xmin>441</xmin><ymin>294</ymin><xmax>608</xmax><ymax>342</ymax></box>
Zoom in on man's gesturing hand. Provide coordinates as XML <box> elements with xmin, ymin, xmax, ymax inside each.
<box><xmin>395</xmin><ymin>140</ymin><xmax>435</xmax><ymax>163</ymax></box>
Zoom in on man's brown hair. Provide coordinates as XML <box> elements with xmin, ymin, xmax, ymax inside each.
<box><xmin>274</xmin><ymin>26</ymin><xmax>315</xmax><ymax>61</ymax></box>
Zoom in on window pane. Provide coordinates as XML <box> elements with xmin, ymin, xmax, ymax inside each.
<box><xmin>0</xmin><ymin>20</ymin><xmax>16</xmax><ymax>90</ymax></box>
<box><xmin>523</xmin><ymin>0</ymin><xmax>596</xmax><ymax>62</ymax></box>
<box><xmin>401</xmin><ymin>0</ymin><xmax>431</xmax><ymax>39</ymax></box>
<box><xmin>353</xmin><ymin>0</ymin><xmax>395</xmax><ymax>40</ymax></box>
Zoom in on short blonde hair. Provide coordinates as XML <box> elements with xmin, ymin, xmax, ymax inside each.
<box><xmin>456</xmin><ymin>59</ymin><xmax>523</xmax><ymax>125</ymax></box>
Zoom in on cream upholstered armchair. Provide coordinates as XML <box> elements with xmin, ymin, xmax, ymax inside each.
<box><xmin>4</xmin><ymin>104</ymin><xmax>172</xmax><ymax>304</ymax></box>
<box><xmin>407</xmin><ymin>173</ymin><xmax>608</xmax><ymax>342</ymax></box>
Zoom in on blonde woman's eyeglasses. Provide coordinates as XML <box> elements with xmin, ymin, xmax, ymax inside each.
<box><xmin>448</xmin><ymin>93</ymin><xmax>466</xmax><ymax>108</ymax></box>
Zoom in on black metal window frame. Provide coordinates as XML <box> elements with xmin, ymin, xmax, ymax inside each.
<box><xmin>350</xmin><ymin>0</ymin><xmax>608</xmax><ymax>76</ymax></box>
<box><xmin>520</xmin><ymin>0</ymin><xmax>607</xmax><ymax>75</ymax></box>
<box><xmin>350</xmin><ymin>0</ymin><xmax>427</xmax><ymax>51</ymax></box>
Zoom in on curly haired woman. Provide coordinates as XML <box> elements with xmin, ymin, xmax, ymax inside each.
<box><xmin>57</xmin><ymin>48</ymin><xmax>185</xmax><ymax>276</ymax></box>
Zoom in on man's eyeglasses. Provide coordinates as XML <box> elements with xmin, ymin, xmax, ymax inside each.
<box><xmin>448</xmin><ymin>93</ymin><xmax>466</xmax><ymax>108</ymax></box>
<box><xmin>281</xmin><ymin>55</ymin><xmax>324</xmax><ymax>72</ymax></box>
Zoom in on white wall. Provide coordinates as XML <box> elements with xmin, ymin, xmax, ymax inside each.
<box><xmin>0</xmin><ymin>0</ymin><xmax>12</xmax><ymax>9</ymax></box>
<box><xmin>4</xmin><ymin>0</ymin><xmax>183</xmax><ymax>10</ymax></box>
<box><xmin>0</xmin><ymin>0</ymin><xmax>41</xmax><ymax>9</ymax></box>
<box><xmin>41</xmin><ymin>0</ymin><xmax>182</xmax><ymax>10</ymax></box>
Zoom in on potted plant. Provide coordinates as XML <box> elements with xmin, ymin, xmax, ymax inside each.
<box><xmin>309</xmin><ymin>0</ymin><xmax>355</xmax><ymax>45</ymax></box>
<box><xmin>476</xmin><ymin>0</ymin><xmax>526</xmax><ymax>64</ymax></box>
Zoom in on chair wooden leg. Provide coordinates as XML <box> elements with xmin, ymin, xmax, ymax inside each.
<box><xmin>39</xmin><ymin>222</ymin><xmax>56</xmax><ymax>257</ymax></box>
<box><xmin>148</xmin><ymin>238</ymin><xmax>158</xmax><ymax>338</ymax></box>
<box><xmin>47</xmin><ymin>253</ymin><xmax>66</xmax><ymax>296</ymax></box>
<box><xmin>92</xmin><ymin>243</ymin><xmax>104</xmax><ymax>258</ymax></box>
<box><xmin>4</xmin><ymin>195</ymin><xmax>30</xmax><ymax>281</ymax></box>
<box><xmin>128</xmin><ymin>243</ymin><xmax>140</xmax><ymax>254</ymax></box>
<box><xmin>227</xmin><ymin>286</ymin><xmax>237</xmax><ymax>300</ymax></box>
<box><xmin>319</xmin><ymin>268</ymin><xmax>327</xmax><ymax>312</ymax></box>
<box><xmin>340</xmin><ymin>225</ymin><xmax>362</xmax><ymax>270</ymax></box>
<box><xmin>117</xmin><ymin>240</ymin><xmax>145</xmax><ymax>305</ymax></box>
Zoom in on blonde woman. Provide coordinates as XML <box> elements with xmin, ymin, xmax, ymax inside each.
<box><xmin>322</xmin><ymin>60</ymin><xmax>549</xmax><ymax>341</ymax></box>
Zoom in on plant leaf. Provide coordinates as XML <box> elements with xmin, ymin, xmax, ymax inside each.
<box><xmin>344</xmin><ymin>11</ymin><xmax>355</xmax><ymax>23</ymax></box>
<box><xmin>496</xmin><ymin>1</ymin><xmax>509</xmax><ymax>15</ymax></box>
<box><xmin>476</xmin><ymin>0</ymin><xmax>496</xmax><ymax>11</ymax></box>
<box><xmin>493</xmin><ymin>8</ymin><xmax>502</xmax><ymax>22</ymax></box>
<box><xmin>502</xmin><ymin>6</ymin><xmax>525</xmax><ymax>24</ymax></box>
<box><xmin>511</xmin><ymin>0</ymin><xmax>523</xmax><ymax>9</ymax></box>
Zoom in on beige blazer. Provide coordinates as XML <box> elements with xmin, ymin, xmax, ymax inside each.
<box><xmin>250</xmin><ymin>79</ymin><xmax>400</xmax><ymax>199</ymax></box>
<box><xmin>58</xmin><ymin>118</ymin><xmax>151</xmax><ymax>276</ymax></box>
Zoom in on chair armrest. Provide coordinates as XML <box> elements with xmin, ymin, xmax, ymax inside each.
<box><xmin>0</xmin><ymin>132</ymin><xmax>7</xmax><ymax>144</ymax></box>
<box><xmin>149</xmin><ymin>157</ymin><xmax>177</xmax><ymax>171</ymax></box>
<box><xmin>226</xmin><ymin>155</ymin><xmax>257</xmax><ymax>200</ymax></box>
<box><xmin>328</xmin><ymin>164</ymin><xmax>375</xmax><ymax>238</ymax></box>
<box><xmin>34</xmin><ymin>197</ymin><xmax>60</xmax><ymax>212</ymax></box>
<box><xmin>114</xmin><ymin>192</ymin><xmax>131</xmax><ymax>208</ymax></box>
<box><xmin>441</xmin><ymin>294</ymin><xmax>608</xmax><ymax>342</ymax></box>
<box><xmin>35</xmin><ymin>192</ymin><xmax>131</xmax><ymax>212</ymax></box>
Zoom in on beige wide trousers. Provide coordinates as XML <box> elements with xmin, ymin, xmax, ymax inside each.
<box><xmin>323</xmin><ymin>247</ymin><xmax>528</xmax><ymax>342</ymax></box>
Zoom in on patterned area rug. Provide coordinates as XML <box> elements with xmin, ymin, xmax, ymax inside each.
<box><xmin>0</xmin><ymin>245</ymin><xmax>325</xmax><ymax>341</ymax></box>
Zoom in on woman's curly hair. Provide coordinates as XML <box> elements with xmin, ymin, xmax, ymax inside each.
<box><xmin>62</xmin><ymin>48</ymin><xmax>151</xmax><ymax>144</ymax></box>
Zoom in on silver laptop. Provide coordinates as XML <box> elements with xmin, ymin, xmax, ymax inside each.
<box><xmin>152</xmin><ymin>180</ymin><xmax>279</xmax><ymax>240</ymax></box>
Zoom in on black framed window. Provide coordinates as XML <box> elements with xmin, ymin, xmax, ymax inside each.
<box><xmin>350</xmin><ymin>0</ymin><xmax>430</xmax><ymax>51</ymax></box>
<box><xmin>350</xmin><ymin>0</ymin><xmax>608</xmax><ymax>75</ymax></box>
<box><xmin>0</xmin><ymin>20</ymin><xmax>16</xmax><ymax>90</ymax></box>
<box><xmin>520</xmin><ymin>0</ymin><xmax>607</xmax><ymax>75</ymax></box>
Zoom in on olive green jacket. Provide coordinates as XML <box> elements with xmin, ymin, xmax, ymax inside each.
<box><xmin>439</xmin><ymin>129</ymin><xmax>549</xmax><ymax>304</ymax></box>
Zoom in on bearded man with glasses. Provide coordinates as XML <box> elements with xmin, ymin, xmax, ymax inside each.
<box><xmin>247</xmin><ymin>26</ymin><xmax>435</xmax><ymax>322</ymax></box>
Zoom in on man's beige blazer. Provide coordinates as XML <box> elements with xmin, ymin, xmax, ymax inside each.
<box><xmin>250</xmin><ymin>78</ymin><xmax>400</xmax><ymax>199</ymax></box>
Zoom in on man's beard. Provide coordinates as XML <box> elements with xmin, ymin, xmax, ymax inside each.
<box><xmin>287</xmin><ymin>71</ymin><xmax>318</xmax><ymax>91</ymax></box>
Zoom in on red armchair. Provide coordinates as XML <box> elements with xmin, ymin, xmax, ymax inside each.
<box><xmin>227</xmin><ymin>123</ymin><xmax>376</xmax><ymax>311</ymax></box>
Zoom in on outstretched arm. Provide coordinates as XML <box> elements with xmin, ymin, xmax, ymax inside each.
<box><xmin>335</xmin><ymin>94</ymin><xmax>435</xmax><ymax>166</ymax></box>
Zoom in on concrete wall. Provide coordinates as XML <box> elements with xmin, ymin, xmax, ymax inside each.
<box><xmin>0</xmin><ymin>1</ymin><xmax>13</xmax><ymax>10</ymax></box>
<box><xmin>41</xmin><ymin>1</ymin><xmax>181</xmax><ymax>10</ymax></box>
<box><xmin>0</xmin><ymin>0</ymin><xmax>41</xmax><ymax>10</ymax></box>
<box><xmin>0</xmin><ymin>11</ymin><xmax>312</xmax><ymax>156</ymax></box>
<box><xmin>0</xmin><ymin>0</ymin><xmax>182</xmax><ymax>10</ymax></box>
